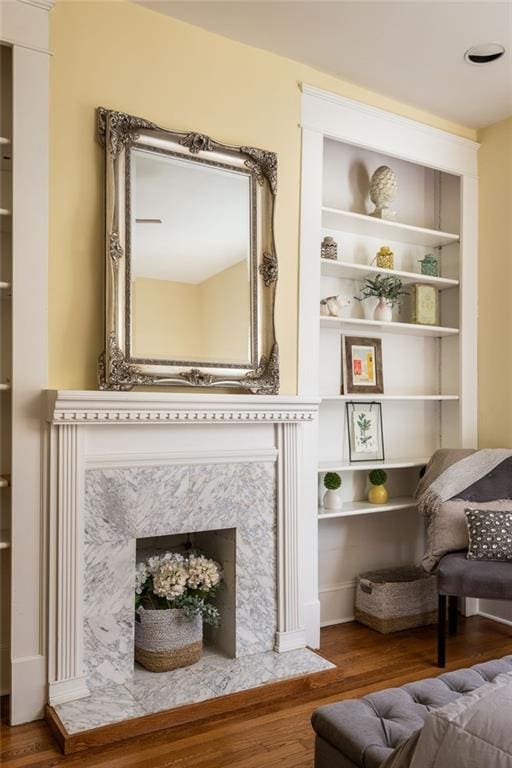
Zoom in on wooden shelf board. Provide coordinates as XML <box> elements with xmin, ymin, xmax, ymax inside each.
<box><xmin>320</xmin><ymin>258</ymin><xmax>459</xmax><ymax>289</ymax></box>
<box><xmin>321</xmin><ymin>207</ymin><xmax>459</xmax><ymax>248</ymax></box>
<box><xmin>318</xmin><ymin>496</ymin><xmax>416</xmax><ymax>519</ymax></box>
<box><xmin>321</xmin><ymin>394</ymin><xmax>459</xmax><ymax>402</ymax></box>
<box><xmin>319</xmin><ymin>457</ymin><xmax>430</xmax><ymax>472</ymax></box>
<box><xmin>320</xmin><ymin>316</ymin><xmax>459</xmax><ymax>337</ymax></box>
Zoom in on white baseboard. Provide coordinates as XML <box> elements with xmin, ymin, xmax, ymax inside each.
<box><xmin>478</xmin><ymin>611</ymin><xmax>512</xmax><ymax>628</ymax></box>
<box><xmin>49</xmin><ymin>675</ymin><xmax>89</xmax><ymax>706</ymax></box>
<box><xmin>274</xmin><ymin>629</ymin><xmax>307</xmax><ymax>653</ymax></box>
<box><xmin>10</xmin><ymin>655</ymin><xmax>47</xmax><ymax>724</ymax></box>
<box><xmin>319</xmin><ymin>580</ymin><xmax>356</xmax><ymax>627</ymax></box>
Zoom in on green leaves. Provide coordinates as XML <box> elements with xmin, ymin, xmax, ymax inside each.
<box><xmin>369</xmin><ymin>469</ymin><xmax>387</xmax><ymax>485</ymax></box>
<box><xmin>358</xmin><ymin>275</ymin><xmax>408</xmax><ymax>307</ymax></box>
<box><xmin>324</xmin><ymin>471</ymin><xmax>342</xmax><ymax>490</ymax></box>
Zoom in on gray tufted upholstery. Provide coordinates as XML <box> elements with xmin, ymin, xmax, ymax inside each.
<box><xmin>312</xmin><ymin>655</ymin><xmax>512</xmax><ymax>768</ymax></box>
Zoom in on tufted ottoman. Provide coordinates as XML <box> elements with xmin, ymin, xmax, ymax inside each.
<box><xmin>311</xmin><ymin>655</ymin><xmax>512</xmax><ymax>768</ymax></box>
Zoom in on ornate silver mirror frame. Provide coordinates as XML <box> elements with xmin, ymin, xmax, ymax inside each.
<box><xmin>96</xmin><ymin>107</ymin><xmax>279</xmax><ymax>393</ymax></box>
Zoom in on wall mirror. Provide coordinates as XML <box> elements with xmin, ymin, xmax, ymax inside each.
<box><xmin>97</xmin><ymin>108</ymin><xmax>279</xmax><ymax>392</ymax></box>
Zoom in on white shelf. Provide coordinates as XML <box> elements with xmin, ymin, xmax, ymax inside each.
<box><xmin>318</xmin><ymin>496</ymin><xmax>416</xmax><ymax>519</ymax></box>
<box><xmin>0</xmin><ymin>208</ymin><xmax>11</xmax><ymax>216</ymax></box>
<box><xmin>320</xmin><ymin>315</ymin><xmax>459</xmax><ymax>337</ymax></box>
<box><xmin>322</xmin><ymin>207</ymin><xmax>460</xmax><ymax>248</ymax></box>
<box><xmin>321</xmin><ymin>394</ymin><xmax>459</xmax><ymax>402</ymax></box>
<box><xmin>0</xmin><ymin>532</ymin><xmax>11</xmax><ymax>551</ymax></box>
<box><xmin>320</xmin><ymin>258</ymin><xmax>459</xmax><ymax>290</ymax></box>
<box><xmin>0</xmin><ymin>137</ymin><xmax>10</xmax><ymax>145</ymax></box>
<box><xmin>0</xmin><ymin>475</ymin><xmax>10</xmax><ymax>489</ymax></box>
<box><xmin>0</xmin><ymin>383</ymin><xmax>11</xmax><ymax>391</ymax></box>
<box><xmin>319</xmin><ymin>457</ymin><xmax>429</xmax><ymax>472</ymax></box>
<box><xmin>0</xmin><ymin>281</ymin><xmax>11</xmax><ymax>290</ymax></box>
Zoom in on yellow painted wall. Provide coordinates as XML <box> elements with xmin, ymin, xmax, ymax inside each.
<box><xmin>132</xmin><ymin>278</ymin><xmax>202</xmax><ymax>359</ymax></box>
<box><xmin>132</xmin><ymin>260</ymin><xmax>250</xmax><ymax>362</ymax></box>
<box><xmin>199</xmin><ymin>260</ymin><xmax>250</xmax><ymax>362</ymax></box>
<box><xmin>49</xmin><ymin>0</ymin><xmax>475</xmax><ymax>393</ymax></box>
<box><xmin>477</xmin><ymin>116</ymin><xmax>512</xmax><ymax>448</ymax></box>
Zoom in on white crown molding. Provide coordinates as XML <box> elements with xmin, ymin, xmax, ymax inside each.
<box><xmin>300</xmin><ymin>83</ymin><xmax>479</xmax><ymax>178</ymax></box>
<box><xmin>45</xmin><ymin>390</ymin><xmax>320</xmax><ymax>425</ymax></box>
<box><xmin>300</xmin><ymin>83</ymin><xmax>479</xmax><ymax>151</ymax></box>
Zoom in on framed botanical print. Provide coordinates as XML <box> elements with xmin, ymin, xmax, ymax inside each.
<box><xmin>346</xmin><ymin>401</ymin><xmax>385</xmax><ymax>462</ymax></box>
<box><xmin>342</xmin><ymin>336</ymin><xmax>384</xmax><ymax>394</ymax></box>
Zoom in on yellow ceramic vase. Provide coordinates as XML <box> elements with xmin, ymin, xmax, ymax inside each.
<box><xmin>368</xmin><ymin>484</ymin><xmax>388</xmax><ymax>504</ymax></box>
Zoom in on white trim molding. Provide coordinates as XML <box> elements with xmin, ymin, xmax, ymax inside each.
<box><xmin>46</xmin><ymin>391</ymin><xmax>319</xmax><ymax>706</ymax></box>
<box><xmin>46</xmin><ymin>390</ymin><xmax>319</xmax><ymax>425</ymax></box>
<box><xmin>301</xmin><ymin>83</ymin><xmax>479</xmax><ymax>178</ymax></box>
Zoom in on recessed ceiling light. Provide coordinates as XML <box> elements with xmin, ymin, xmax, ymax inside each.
<box><xmin>464</xmin><ymin>43</ymin><xmax>505</xmax><ymax>64</ymax></box>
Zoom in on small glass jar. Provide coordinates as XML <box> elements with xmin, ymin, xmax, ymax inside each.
<box><xmin>376</xmin><ymin>246</ymin><xmax>394</xmax><ymax>270</ymax></box>
<box><xmin>321</xmin><ymin>236</ymin><xmax>338</xmax><ymax>261</ymax></box>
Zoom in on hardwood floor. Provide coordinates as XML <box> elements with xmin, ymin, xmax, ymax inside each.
<box><xmin>2</xmin><ymin>617</ymin><xmax>511</xmax><ymax>767</ymax></box>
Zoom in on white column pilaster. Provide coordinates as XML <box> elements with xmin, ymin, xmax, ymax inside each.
<box><xmin>48</xmin><ymin>424</ymin><xmax>89</xmax><ymax>706</ymax></box>
<box><xmin>275</xmin><ymin>423</ymin><xmax>307</xmax><ymax>652</ymax></box>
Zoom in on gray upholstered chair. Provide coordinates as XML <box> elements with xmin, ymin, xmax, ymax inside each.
<box><xmin>437</xmin><ymin>551</ymin><xmax>512</xmax><ymax>666</ymax></box>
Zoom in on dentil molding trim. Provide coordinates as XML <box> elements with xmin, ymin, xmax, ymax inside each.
<box><xmin>46</xmin><ymin>390</ymin><xmax>320</xmax><ymax>425</ymax></box>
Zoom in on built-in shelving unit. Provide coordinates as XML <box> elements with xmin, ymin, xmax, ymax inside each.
<box><xmin>320</xmin><ymin>258</ymin><xmax>459</xmax><ymax>289</ymax></box>
<box><xmin>321</xmin><ymin>394</ymin><xmax>459</xmax><ymax>402</ymax></box>
<box><xmin>318</xmin><ymin>496</ymin><xmax>416</xmax><ymax>520</ymax></box>
<box><xmin>0</xmin><ymin>43</ymin><xmax>12</xmax><ymax>697</ymax></box>
<box><xmin>322</xmin><ymin>207</ymin><xmax>460</xmax><ymax>247</ymax></box>
<box><xmin>299</xmin><ymin>85</ymin><xmax>478</xmax><ymax>627</ymax></box>
<box><xmin>320</xmin><ymin>315</ymin><xmax>459</xmax><ymax>337</ymax></box>
<box><xmin>319</xmin><ymin>457</ymin><xmax>430</xmax><ymax>472</ymax></box>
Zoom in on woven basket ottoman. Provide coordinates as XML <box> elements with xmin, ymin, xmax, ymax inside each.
<box><xmin>355</xmin><ymin>565</ymin><xmax>437</xmax><ymax>634</ymax></box>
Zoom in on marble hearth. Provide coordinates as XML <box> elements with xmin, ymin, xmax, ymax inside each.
<box><xmin>46</xmin><ymin>392</ymin><xmax>323</xmax><ymax>722</ymax></box>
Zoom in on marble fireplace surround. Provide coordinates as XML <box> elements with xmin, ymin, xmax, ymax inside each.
<box><xmin>46</xmin><ymin>391</ymin><xmax>320</xmax><ymax>707</ymax></box>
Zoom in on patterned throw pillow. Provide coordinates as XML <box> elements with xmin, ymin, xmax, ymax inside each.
<box><xmin>465</xmin><ymin>508</ymin><xmax>512</xmax><ymax>561</ymax></box>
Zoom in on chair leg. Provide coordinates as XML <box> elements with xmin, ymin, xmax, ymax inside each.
<box><xmin>448</xmin><ymin>596</ymin><xmax>458</xmax><ymax>636</ymax></box>
<box><xmin>438</xmin><ymin>594</ymin><xmax>447</xmax><ymax>668</ymax></box>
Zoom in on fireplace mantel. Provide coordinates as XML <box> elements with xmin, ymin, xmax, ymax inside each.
<box><xmin>45</xmin><ymin>390</ymin><xmax>320</xmax><ymax>707</ymax></box>
<box><xmin>46</xmin><ymin>390</ymin><xmax>320</xmax><ymax>425</ymax></box>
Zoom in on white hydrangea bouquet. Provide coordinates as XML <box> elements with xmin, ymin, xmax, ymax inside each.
<box><xmin>135</xmin><ymin>551</ymin><xmax>222</xmax><ymax>627</ymax></box>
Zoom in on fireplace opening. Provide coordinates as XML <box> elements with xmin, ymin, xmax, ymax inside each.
<box><xmin>136</xmin><ymin>528</ymin><xmax>236</xmax><ymax>660</ymax></box>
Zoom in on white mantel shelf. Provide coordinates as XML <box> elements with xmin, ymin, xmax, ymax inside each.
<box><xmin>45</xmin><ymin>390</ymin><xmax>320</xmax><ymax>425</ymax></box>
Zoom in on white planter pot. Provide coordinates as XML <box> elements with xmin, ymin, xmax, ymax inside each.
<box><xmin>361</xmin><ymin>296</ymin><xmax>379</xmax><ymax>320</ymax></box>
<box><xmin>135</xmin><ymin>607</ymin><xmax>203</xmax><ymax>672</ymax></box>
<box><xmin>323</xmin><ymin>489</ymin><xmax>343</xmax><ymax>510</ymax></box>
<box><xmin>374</xmin><ymin>298</ymin><xmax>393</xmax><ymax>322</ymax></box>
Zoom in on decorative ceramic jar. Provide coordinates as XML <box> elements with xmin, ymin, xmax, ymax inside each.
<box><xmin>369</xmin><ymin>166</ymin><xmax>397</xmax><ymax>220</ymax></box>
<box><xmin>321</xmin><ymin>236</ymin><xmax>338</xmax><ymax>261</ymax></box>
<box><xmin>410</xmin><ymin>284</ymin><xmax>438</xmax><ymax>326</ymax></box>
<box><xmin>135</xmin><ymin>607</ymin><xmax>202</xmax><ymax>672</ymax></box>
<box><xmin>368</xmin><ymin>469</ymin><xmax>388</xmax><ymax>505</ymax></box>
<box><xmin>376</xmin><ymin>246</ymin><xmax>394</xmax><ymax>270</ymax></box>
<box><xmin>419</xmin><ymin>253</ymin><xmax>439</xmax><ymax>277</ymax></box>
<box><xmin>368</xmin><ymin>484</ymin><xmax>388</xmax><ymax>504</ymax></box>
<box><xmin>374</xmin><ymin>298</ymin><xmax>393</xmax><ymax>322</ymax></box>
<box><xmin>323</xmin><ymin>472</ymin><xmax>343</xmax><ymax>510</ymax></box>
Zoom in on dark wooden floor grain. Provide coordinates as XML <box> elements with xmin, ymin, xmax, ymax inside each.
<box><xmin>2</xmin><ymin>617</ymin><xmax>511</xmax><ymax>767</ymax></box>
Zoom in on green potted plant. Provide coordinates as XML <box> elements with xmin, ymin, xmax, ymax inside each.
<box><xmin>323</xmin><ymin>471</ymin><xmax>342</xmax><ymax>510</ymax></box>
<box><xmin>368</xmin><ymin>469</ymin><xmax>388</xmax><ymax>504</ymax></box>
<box><xmin>357</xmin><ymin>275</ymin><xmax>407</xmax><ymax>322</ymax></box>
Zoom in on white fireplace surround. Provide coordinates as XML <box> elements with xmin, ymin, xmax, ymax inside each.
<box><xmin>45</xmin><ymin>391</ymin><xmax>320</xmax><ymax>707</ymax></box>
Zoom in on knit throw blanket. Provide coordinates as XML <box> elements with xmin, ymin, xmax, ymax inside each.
<box><xmin>416</xmin><ymin>448</ymin><xmax>512</xmax><ymax>520</ymax></box>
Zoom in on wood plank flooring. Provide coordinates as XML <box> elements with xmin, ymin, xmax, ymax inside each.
<box><xmin>2</xmin><ymin>617</ymin><xmax>511</xmax><ymax>767</ymax></box>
